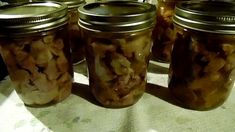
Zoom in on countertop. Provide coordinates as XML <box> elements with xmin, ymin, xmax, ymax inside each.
<box><xmin>0</xmin><ymin>61</ymin><xmax>235</xmax><ymax>132</ymax></box>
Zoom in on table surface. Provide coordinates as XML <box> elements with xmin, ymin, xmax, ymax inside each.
<box><xmin>0</xmin><ymin>61</ymin><xmax>235</xmax><ymax>132</ymax></box>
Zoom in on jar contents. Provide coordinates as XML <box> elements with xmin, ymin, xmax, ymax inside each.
<box><xmin>169</xmin><ymin>29</ymin><xmax>235</xmax><ymax>110</ymax></box>
<box><xmin>32</xmin><ymin>0</ymin><xmax>86</xmax><ymax>64</ymax></box>
<box><xmin>151</xmin><ymin>0</ymin><xmax>178</xmax><ymax>63</ymax></box>
<box><xmin>0</xmin><ymin>31</ymin><xmax>72</xmax><ymax>106</ymax></box>
<box><xmin>85</xmin><ymin>31</ymin><xmax>152</xmax><ymax>107</ymax></box>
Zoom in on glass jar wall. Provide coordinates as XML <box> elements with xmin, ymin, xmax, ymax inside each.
<box><xmin>0</xmin><ymin>28</ymin><xmax>73</xmax><ymax>106</ymax></box>
<box><xmin>83</xmin><ymin>29</ymin><xmax>153</xmax><ymax>108</ymax></box>
<box><xmin>169</xmin><ymin>26</ymin><xmax>235</xmax><ymax>110</ymax></box>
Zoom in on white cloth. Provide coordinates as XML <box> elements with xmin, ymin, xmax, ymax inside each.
<box><xmin>0</xmin><ymin>62</ymin><xmax>235</xmax><ymax>132</ymax></box>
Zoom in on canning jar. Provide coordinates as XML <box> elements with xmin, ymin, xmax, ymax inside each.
<box><xmin>66</xmin><ymin>0</ymin><xmax>86</xmax><ymax>64</ymax></box>
<box><xmin>78</xmin><ymin>1</ymin><xmax>156</xmax><ymax>108</ymax></box>
<box><xmin>151</xmin><ymin>0</ymin><xmax>179</xmax><ymax>63</ymax></box>
<box><xmin>169</xmin><ymin>1</ymin><xmax>235</xmax><ymax>110</ymax></box>
<box><xmin>0</xmin><ymin>2</ymin><xmax>73</xmax><ymax>106</ymax></box>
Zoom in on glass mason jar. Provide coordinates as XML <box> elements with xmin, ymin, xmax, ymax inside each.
<box><xmin>66</xmin><ymin>0</ymin><xmax>86</xmax><ymax>64</ymax></box>
<box><xmin>169</xmin><ymin>1</ymin><xmax>235</xmax><ymax>110</ymax></box>
<box><xmin>151</xmin><ymin>0</ymin><xmax>179</xmax><ymax>63</ymax></box>
<box><xmin>0</xmin><ymin>2</ymin><xmax>73</xmax><ymax>106</ymax></box>
<box><xmin>78</xmin><ymin>1</ymin><xmax>156</xmax><ymax>108</ymax></box>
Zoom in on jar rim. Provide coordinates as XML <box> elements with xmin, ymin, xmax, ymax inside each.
<box><xmin>78</xmin><ymin>1</ymin><xmax>156</xmax><ymax>33</ymax></box>
<box><xmin>33</xmin><ymin>0</ymin><xmax>86</xmax><ymax>9</ymax></box>
<box><xmin>173</xmin><ymin>1</ymin><xmax>235</xmax><ymax>34</ymax></box>
<box><xmin>0</xmin><ymin>2</ymin><xmax>68</xmax><ymax>36</ymax></box>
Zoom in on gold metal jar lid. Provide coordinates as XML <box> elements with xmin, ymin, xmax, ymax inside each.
<box><xmin>33</xmin><ymin>0</ymin><xmax>85</xmax><ymax>9</ymax></box>
<box><xmin>78</xmin><ymin>1</ymin><xmax>156</xmax><ymax>33</ymax></box>
<box><xmin>58</xmin><ymin>0</ymin><xmax>85</xmax><ymax>9</ymax></box>
<box><xmin>0</xmin><ymin>2</ymin><xmax>68</xmax><ymax>36</ymax></box>
<box><xmin>173</xmin><ymin>1</ymin><xmax>235</xmax><ymax>34</ymax></box>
